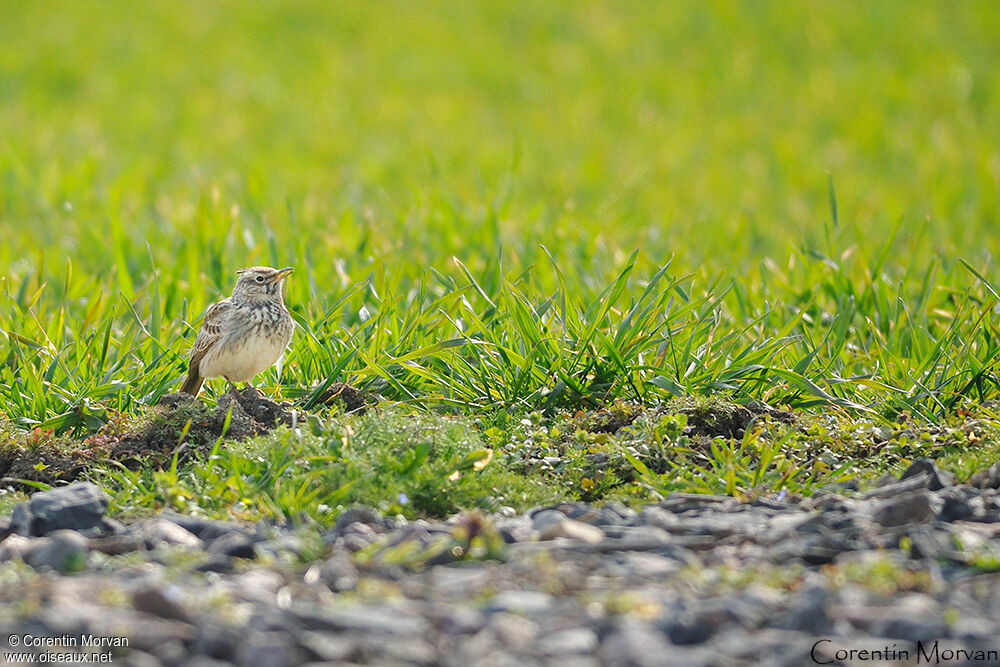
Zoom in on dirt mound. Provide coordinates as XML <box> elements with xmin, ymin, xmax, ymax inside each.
<box><xmin>1</xmin><ymin>389</ymin><xmax>295</xmax><ymax>488</ymax></box>
<box><xmin>575</xmin><ymin>402</ymin><xmax>643</xmax><ymax>434</ymax></box>
<box><xmin>571</xmin><ymin>398</ymin><xmax>793</xmax><ymax>440</ymax></box>
<box><xmin>314</xmin><ymin>382</ymin><xmax>371</xmax><ymax>414</ymax></box>
<box><xmin>667</xmin><ymin>397</ymin><xmax>795</xmax><ymax>439</ymax></box>
<box><xmin>109</xmin><ymin>388</ymin><xmax>294</xmax><ymax>468</ymax></box>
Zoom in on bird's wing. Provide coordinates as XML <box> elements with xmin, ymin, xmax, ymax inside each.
<box><xmin>188</xmin><ymin>298</ymin><xmax>233</xmax><ymax>374</ymax></box>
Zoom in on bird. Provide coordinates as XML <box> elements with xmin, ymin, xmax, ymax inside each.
<box><xmin>180</xmin><ymin>266</ymin><xmax>295</xmax><ymax>397</ymax></box>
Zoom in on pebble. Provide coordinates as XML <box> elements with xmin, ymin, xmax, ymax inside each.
<box><xmin>298</xmin><ymin>630</ymin><xmax>357</xmax><ymax>661</ymax></box>
<box><xmin>133</xmin><ymin>585</ymin><xmax>193</xmax><ymax>623</ymax></box>
<box><xmin>207</xmin><ymin>531</ymin><xmax>257</xmax><ymax>559</ymax></box>
<box><xmin>537</xmin><ymin>627</ymin><xmax>600</xmax><ymax>655</ymax></box>
<box><xmin>537</xmin><ymin>518</ymin><xmax>605</xmax><ymax>544</ymax></box>
<box><xmin>487</xmin><ymin>590</ymin><xmax>555</xmax><ymax>615</ymax></box>
<box><xmin>332</xmin><ymin>505</ymin><xmax>384</xmax><ymax>535</ymax></box>
<box><xmin>141</xmin><ymin>518</ymin><xmax>203</xmax><ymax>549</ymax></box>
<box><xmin>901</xmin><ymin>457</ymin><xmax>955</xmax><ymax>491</ymax></box>
<box><xmin>871</xmin><ymin>489</ymin><xmax>936</xmax><ymax>526</ymax></box>
<box><xmin>769</xmin><ymin>584</ymin><xmax>831</xmax><ymax>633</ymax></box>
<box><xmin>24</xmin><ymin>529</ymin><xmax>89</xmax><ymax>572</ymax></box>
<box><xmin>234</xmin><ymin>631</ymin><xmax>305</xmax><ymax>667</ymax></box>
<box><xmin>600</xmin><ymin>621</ymin><xmax>674</xmax><ymax>667</ymax></box>
<box><xmin>0</xmin><ymin>533</ymin><xmax>34</xmax><ymax>562</ymax></box>
<box><xmin>530</xmin><ymin>509</ymin><xmax>568</xmax><ymax>531</ymax></box>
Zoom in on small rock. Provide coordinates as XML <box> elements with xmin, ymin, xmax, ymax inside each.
<box><xmin>196</xmin><ymin>554</ymin><xmax>235</xmax><ymax>573</ymax></box>
<box><xmin>871</xmin><ymin>490</ymin><xmax>936</xmax><ymax>527</ymax></box>
<box><xmin>620</xmin><ymin>551</ymin><xmax>683</xmax><ymax>577</ymax></box>
<box><xmin>600</xmin><ymin>620</ymin><xmax>673</xmax><ymax>667</ymax></box>
<box><xmin>938</xmin><ymin>488</ymin><xmax>977</xmax><ymax>522</ymax></box>
<box><xmin>831</xmin><ymin>594</ymin><xmax>947</xmax><ymax>641</ymax></box>
<box><xmin>25</xmin><ymin>529</ymin><xmax>89</xmax><ymax>572</ymax></box>
<box><xmin>591</xmin><ymin>526</ymin><xmax>679</xmax><ymax>555</ymax></box>
<box><xmin>537</xmin><ymin>518</ymin><xmax>605</xmax><ymax>544</ymax></box>
<box><xmin>292</xmin><ymin>605</ymin><xmax>430</xmax><ymax>635</ymax></box>
<box><xmin>0</xmin><ymin>534</ymin><xmax>35</xmax><ymax>562</ymax></box>
<box><xmin>537</xmin><ymin>627</ymin><xmax>599</xmax><ymax>655</ymax></box>
<box><xmin>12</xmin><ymin>482</ymin><xmax>108</xmax><ymax>536</ymax></box>
<box><xmin>879</xmin><ymin>612</ymin><xmax>949</xmax><ymax>642</ymax></box>
<box><xmin>711</xmin><ymin>627</ymin><xmax>814</xmax><ymax>665</ymax></box>
<box><xmin>969</xmin><ymin>462</ymin><xmax>1000</xmax><ymax>490</ymax></box>
<box><xmin>184</xmin><ymin>658</ymin><xmax>232</xmax><ymax>667</ymax></box>
<box><xmin>872</xmin><ymin>472</ymin><xmax>898</xmax><ymax>488</ymax></box>
<box><xmin>258</xmin><ymin>533</ymin><xmax>307</xmax><ymax>559</ymax></box>
<box><xmin>141</xmin><ymin>518</ymin><xmax>204</xmax><ymax>549</ymax></box>
<box><xmin>151</xmin><ymin>638</ymin><xmax>191</xmax><ymax>665</ymax></box>
<box><xmin>818</xmin><ymin>479</ymin><xmax>860</xmax><ymax>495</ymax></box>
<box><xmin>496</xmin><ymin>516</ymin><xmax>534</xmax><ymax>543</ymax></box>
<box><xmin>440</xmin><ymin>606</ymin><xmax>487</xmax><ymax>634</ymax></box>
<box><xmin>598</xmin><ymin>501</ymin><xmax>638</xmax><ymax>526</ymax></box>
<box><xmin>431</xmin><ymin>564</ymin><xmax>493</xmax><ymax>597</ymax></box>
<box><xmin>161</xmin><ymin>512</ymin><xmax>244</xmax><ymax>542</ymax></box>
<box><xmin>762</xmin><ymin>512</ymin><xmax>819</xmax><ymax>543</ymax></box>
<box><xmin>133</xmin><ymin>585</ymin><xmax>192</xmax><ymax>623</ymax></box>
<box><xmin>190</xmin><ymin>622</ymin><xmax>242</xmax><ymax>660</ymax></box>
<box><xmin>667</xmin><ymin>513</ymin><xmax>766</xmax><ymax>539</ymax></box>
<box><xmin>486</xmin><ymin>590</ymin><xmax>555</xmax><ymax>615</ymax></box>
<box><xmin>88</xmin><ymin>533</ymin><xmax>145</xmax><ymax>556</ymax></box>
<box><xmin>333</xmin><ymin>506</ymin><xmax>384</xmax><ymax>535</ymax></box>
<box><xmin>531</xmin><ymin>509</ymin><xmax>569</xmax><ymax>531</ymax></box>
<box><xmin>121</xmin><ymin>651</ymin><xmax>165</xmax><ymax>667</ymax></box>
<box><xmin>770</xmin><ymin>585</ymin><xmax>831</xmax><ymax>633</ymax></box>
<box><xmin>247</xmin><ymin>608</ymin><xmax>306</xmax><ymax>634</ymax></box>
<box><xmin>299</xmin><ymin>631</ymin><xmax>357</xmax><ymax>662</ymax></box>
<box><xmin>233</xmin><ymin>630</ymin><xmax>303</xmax><ymax>667</ymax></box>
<box><xmin>207</xmin><ymin>532</ymin><xmax>256</xmax><ymax>559</ymax></box>
<box><xmin>10</xmin><ymin>503</ymin><xmax>33</xmax><ymax>537</ymax></box>
<box><xmin>488</xmin><ymin>612</ymin><xmax>538</xmax><ymax>649</ymax></box>
<box><xmin>88</xmin><ymin>516</ymin><xmax>126</xmax><ymax>538</ymax></box>
<box><xmin>951</xmin><ymin>615</ymin><xmax>998</xmax><ymax>640</ymax></box>
<box><xmin>122</xmin><ymin>618</ymin><xmax>198</xmax><ymax>653</ymax></box>
<box><xmin>358</xmin><ymin>635</ymin><xmax>439</xmax><ymax>665</ymax></box>
<box><xmin>339</xmin><ymin>533</ymin><xmax>374</xmax><ymax>553</ymax></box>
<box><xmin>861</xmin><ymin>474</ymin><xmax>930</xmax><ymax>499</ymax></box>
<box><xmin>660</xmin><ymin>599</ymin><xmax>736</xmax><ymax>645</ymax></box>
<box><xmin>342</xmin><ymin>521</ymin><xmax>378</xmax><ymax>540</ymax></box>
<box><xmin>311</xmin><ymin>553</ymin><xmax>359</xmax><ymax>592</ymax></box>
<box><xmin>901</xmin><ymin>458</ymin><xmax>954</xmax><ymax>491</ymax></box>
<box><xmin>638</xmin><ymin>505</ymin><xmax>679</xmax><ymax>530</ymax></box>
<box><xmin>905</xmin><ymin>526</ymin><xmax>957</xmax><ymax>560</ymax></box>
<box><xmin>559</xmin><ymin>502</ymin><xmax>601</xmax><ymax>523</ymax></box>
<box><xmin>232</xmin><ymin>569</ymin><xmax>285</xmax><ymax>603</ymax></box>
<box><xmin>333</xmin><ymin>520</ymin><xmax>379</xmax><ymax>552</ymax></box>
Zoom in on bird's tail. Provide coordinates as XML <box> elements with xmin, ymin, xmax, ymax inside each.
<box><xmin>180</xmin><ymin>370</ymin><xmax>204</xmax><ymax>396</ymax></box>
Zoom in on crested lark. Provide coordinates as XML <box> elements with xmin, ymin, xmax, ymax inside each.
<box><xmin>181</xmin><ymin>266</ymin><xmax>294</xmax><ymax>396</ymax></box>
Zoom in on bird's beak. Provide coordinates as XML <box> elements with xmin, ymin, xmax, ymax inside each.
<box><xmin>271</xmin><ymin>267</ymin><xmax>294</xmax><ymax>283</ymax></box>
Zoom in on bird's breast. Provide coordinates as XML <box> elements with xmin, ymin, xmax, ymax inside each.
<box><xmin>199</xmin><ymin>306</ymin><xmax>293</xmax><ymax>383</ymax></box>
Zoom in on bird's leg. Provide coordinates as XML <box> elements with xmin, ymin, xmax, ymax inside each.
<box><xmin>225</xmin><ymin>378</ymin><xmax>238</xmax><ymax>395</ymax></box>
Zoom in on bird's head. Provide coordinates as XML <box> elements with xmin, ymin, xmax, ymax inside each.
<box><xmin>232</xmin><ymin>266</ymin><xmax>293</xmax><ymax>300</ymax></box>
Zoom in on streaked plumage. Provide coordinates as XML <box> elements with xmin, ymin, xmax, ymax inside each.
<box><xmin>181</xmin><ymin>266</ymin><xmax>294</xmax><ymax>396</ymax></box>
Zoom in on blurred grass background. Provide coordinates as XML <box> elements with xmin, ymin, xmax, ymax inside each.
<box><xmin>1</xmin><ymin>0</ymin><xmax>999</xmax><ymax>426</ymax></box>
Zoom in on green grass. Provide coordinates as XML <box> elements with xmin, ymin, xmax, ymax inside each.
<box><xmin>95</xmin><ymin>409</ymin><xmax>564</xmax><ymax>523</ymax></box>
<box><xmin>2</xmin><ymin>1</ymin><xmax>1000</xmax><ymax>520</ymax></box>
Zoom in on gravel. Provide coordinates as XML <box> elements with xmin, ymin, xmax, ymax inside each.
<box><xmin>3</xmin><ymin>461</ymin><xmax>1000</xmax><ymax>666</ymax></box>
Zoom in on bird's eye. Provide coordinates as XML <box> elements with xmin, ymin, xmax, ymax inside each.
<box><xmin>255</xmin><ymin>275</ymin><xmax>265</xmax><ymax>283</ymax></box>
